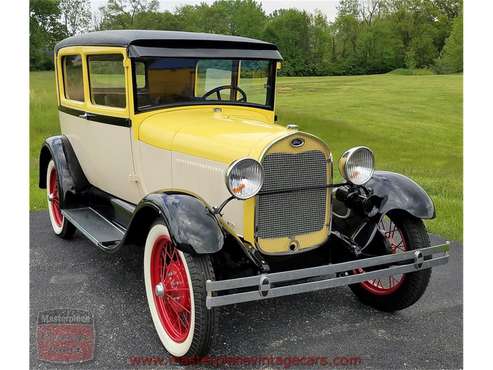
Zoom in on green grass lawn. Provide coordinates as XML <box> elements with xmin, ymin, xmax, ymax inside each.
<box><xmin>30</xmin><ymin>72</ymin><xmax>59</xmax><ymax>213</ymax></box>
<box><xmin>30</xmin><ymin>71</ymin><xmax>462</xmax><ymax>240</ymax></box>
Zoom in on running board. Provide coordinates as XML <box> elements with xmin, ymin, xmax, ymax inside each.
<box><xmin>62</xmin><ymin>207</ymin><xmax>125</xmax><ymax>251</ymax></box>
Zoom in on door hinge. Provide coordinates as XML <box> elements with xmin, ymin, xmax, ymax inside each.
<box><xmin>123</xmin><ymin>57</ymin><xmax>131</xmax><ymax>69</ymax></box>
<box><xmin>128</xmin><ymin>174</ymin><xmax>139</xmax><ymax>183</ymax></box>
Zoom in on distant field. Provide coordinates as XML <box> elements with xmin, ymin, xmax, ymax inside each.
<box><xmin>30</xmin><ymin>71</ymin><xmax>462</xmax><ymax>240</ymax></box>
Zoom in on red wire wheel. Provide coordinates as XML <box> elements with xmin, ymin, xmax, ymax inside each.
<box><xmin>48</xmin><ymin>165</ymin><xmax>63</xmax><ymax>227</ymax></box>
<box><xmin>356</xmin><ymin>217</ymin><xmax>408</xmax><ymax>296</ymax></box>
<box><xmin>150</xmin><ymin>235</ymin><xmax>192</xmax><ymax>343</ymax></box>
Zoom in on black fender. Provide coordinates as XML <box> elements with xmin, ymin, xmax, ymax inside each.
<box><xmin>366</xmin><ymin>170</ymin><xmax>435</xmax><ymax>219</ymax></box>
<box><xmin>121</xmin><ymin>191</ymin><xmax>225</xmax><ymax>255</ymax></box>
<box><xmin>39</xmin><ymin>135</ymin><xmax>89</xmax><ymax>208</ymax></box>
<box><xmin>332</xmin><ymin>171</ymin><xmax>435</xmax><ymax>250</ymax></box>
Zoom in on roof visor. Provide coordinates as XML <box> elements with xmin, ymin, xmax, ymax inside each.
<box><xmin>128</xmin><ymin>45</ymin><xmax>283</xmax><ymax>60</ymax></box>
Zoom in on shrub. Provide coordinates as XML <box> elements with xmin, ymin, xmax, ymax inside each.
<box><xmin>388</xmin><ymin>68</ymin><xmax>435</xmax><ymax>76</ymax></box>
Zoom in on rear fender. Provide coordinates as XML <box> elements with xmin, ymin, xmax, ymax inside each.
<box><xmin>39</xmin><ymin>135</ymin><xmax>89</xmax><ymax>208</ymax></box>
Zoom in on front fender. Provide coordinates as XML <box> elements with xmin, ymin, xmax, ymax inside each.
<box><xmin>123</xmin><ymin>191</ymin><xmax>225</xmax><ymax>255</ymax></box>
<box><xmin>332</xmin><ymin>171</ymin><xmax>435</xmax><ymax>249</ymax></box>
<box><xmin>366</xmin><ymin>171</ymin><xmax>435</xmax><ymax>219</ymax></box>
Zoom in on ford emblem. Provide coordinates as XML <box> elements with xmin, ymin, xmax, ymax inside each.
<box><xmin>291</xmin><ymin>138</ymin><xmax>305</xmax><ymax>148</ymax></box>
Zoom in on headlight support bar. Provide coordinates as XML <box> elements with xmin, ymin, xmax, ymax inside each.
<box><xmin>212</xmin><ymin>182</ymin><xmax>349</xmax><ymax>215</ymax></box>
<box><xmin>257</xmin><ymin>182</ymin><xmax>349</xmax><ymax>197</ymax></box>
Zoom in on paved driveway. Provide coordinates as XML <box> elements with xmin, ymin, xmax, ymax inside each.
<box><xmin>30</xmin><ymin>211</ymin><xmax>462</xmax><ymax>369</ymax></box>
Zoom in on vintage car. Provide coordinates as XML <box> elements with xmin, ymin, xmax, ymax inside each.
<box><xmin>39</xmin><ymin>30</ymin><xmax>449</xmax><ymax>358</ymax></box>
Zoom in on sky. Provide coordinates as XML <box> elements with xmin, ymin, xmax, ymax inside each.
<box><xmin>91</xmin><ymin>0</ymin><xmax>339</xmax><ymax>21</ymax></box>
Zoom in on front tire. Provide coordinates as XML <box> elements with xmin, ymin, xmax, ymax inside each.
<box><xmin>46</xmin><ymin>160</ymin><xmax>75</xmax><ymax>239</ymax></box>
<box><xmin>350</xmin><ymin>212</ymin><xmax>431</xmax><ymax>312</ymax></box>
<box><xmin>143</xmin><ymin>221</ymin><xmax>217</xmax><ymax>358</ymax></box>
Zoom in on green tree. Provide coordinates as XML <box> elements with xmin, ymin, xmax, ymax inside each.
<box><xmin>60</xmin><ymin>0</ymin><xmax>92</xmax><ymax>35</ymax></box>
<box><xmin>385</xmin><ymin>0</ymin><xmax>442</xmax><ymax>69</ymax></box>
<box><xmin>433</xmin><ymin>0</ymin><xmax>462</xmax><ymax>19</ymax></box>
<box><xmin>131</xmin><ymin>10</ymin><xmax>182</xmax><ymax>30</ymax></box>
<box><xmin>30</xmin><ymin>0</ymin><xmax>67</xmax><ymax>70</ymax></box>
<box><xmin>98</xmin><ymin>0</ymin><xmax>159</xmax><ymax>29</ymax></box>
<box><xmin>356</xmin><ymin>18</ymin><xmax>405</xmax><ymax>73</ymax></box>
<box><xmin>332</xmin><ymin>1</ymin><xmax>361</xmax><ymax>73</ymax></box>
<box><xmin>263</xmin><ymin>9</ymin><xmax>312</xmax><ymax>76</ymax></box>
<box><xmin>309</xmin><ymin>11</ymin><xmax>332</xmax><ymax>75</ymax></box>
<box><xmin>435</xmin><ymin>12</ymin><xmax>462</xmax><ymax>73</ymax></box>
<box><xmin>175</xmin><ymin>3</ymin><xmax>229</xmax><ymax>33</ymax></box>
<box><xmin>173</xmin><ymin>1</ymin><xmax>266</xmax><ymax>37</ymax></box>
<box><xmin>214</xmin><ymin>0</ymin><xmax>267</xmax><ymax>38</ymax></box>
<box><xmin>337</xmin><ymin>0</ymin><xmax>360</xmax><ymax>17</ymax></box>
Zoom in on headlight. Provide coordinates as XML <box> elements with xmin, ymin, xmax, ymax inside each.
<box><xmin>225</xmin><ymin>158</ymin><xmax>264</xmax><ymax>200</ymax></box>
<box><xmin>339</xmin><ymin>146</ymin><xmax>375</xmax><ymax>185</ymax></box>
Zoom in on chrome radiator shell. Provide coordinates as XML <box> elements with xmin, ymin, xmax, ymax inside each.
<box><xmin>253</xmin><ymin>133</ymin><xmax>333</xmax><ymax>254</ymax></box>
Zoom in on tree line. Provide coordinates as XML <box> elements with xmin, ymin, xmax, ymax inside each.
<box><xmin>30</xmin><ymin>0</ymin><xmax>463</xmax><ymax>75</ymax></box>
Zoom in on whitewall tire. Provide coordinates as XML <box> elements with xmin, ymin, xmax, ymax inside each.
<box><xmin>144</xmin><ymin>221</ymin><xmax>217</xmax><ymax>358</ymax></box>
<box><xmin>46</xmin><ymin>160</ymin><xmax>75</xmax><ymax>239</ymax></box>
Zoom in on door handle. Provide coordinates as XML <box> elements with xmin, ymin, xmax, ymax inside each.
<box><xmin>79</xmin><ymin>112</ymin><xmax>95</xmax><ymax>120</ymax></box>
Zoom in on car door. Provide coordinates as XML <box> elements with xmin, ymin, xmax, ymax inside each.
<box><xmin>57</xmin><ymin>48</ymin><xmax>140</xmax><ymax>204</ymax></box>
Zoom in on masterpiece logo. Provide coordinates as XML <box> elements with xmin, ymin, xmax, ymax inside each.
<box><xmin>36</xmin><ymin>308</ymin><xmax>95</xmax><ymax>363</ymax></box>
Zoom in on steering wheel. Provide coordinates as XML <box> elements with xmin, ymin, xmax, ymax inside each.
<box><xmin>202</xmin><ymin>85</ymin><xmax>248</xmax><ymax>102</ymax></box>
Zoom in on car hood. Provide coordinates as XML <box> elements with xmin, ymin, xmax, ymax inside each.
<box><xmin>138</xmin><ymin>106</ymin><xmax>291</xmax><ymax>163</ymax></box>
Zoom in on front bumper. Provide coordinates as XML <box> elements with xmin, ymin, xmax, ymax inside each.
<box><xmin>206</xmin><ymin>243</ymin><xmax>449</xmax><ymax>308</ymax></box>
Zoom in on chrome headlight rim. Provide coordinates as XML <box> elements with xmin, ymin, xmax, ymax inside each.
<box><xmin>339</xmin><ymin>146</ymin><xmax>375</xmax><ymax>186</ymax></box>
<box><xmin>225</xmin><ymin>158</ymin><xmax>264</xmax><ymax>200</ymax></box>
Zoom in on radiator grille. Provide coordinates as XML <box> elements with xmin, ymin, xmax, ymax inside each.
<box><xmin>256</xmin><ymin>150</ymin><xmax>328</xmax><ymax>239</ymax></box>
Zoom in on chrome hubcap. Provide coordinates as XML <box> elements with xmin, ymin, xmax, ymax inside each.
<box><xmin>155</xmin><ymin>282</ymin><xmax>165</xmax><ymax>297</ymax></box>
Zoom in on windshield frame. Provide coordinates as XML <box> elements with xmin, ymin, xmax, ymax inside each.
<box><xmin>130</xmin><ymin>57</ymin><xmax>277</xmax><ymax>114</ymax></box>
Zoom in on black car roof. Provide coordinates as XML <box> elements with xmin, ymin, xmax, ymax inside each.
<box><xmin>55</xmin><ymin>30</ymin><xmax>280</xmax><ymax>53</ymax></box>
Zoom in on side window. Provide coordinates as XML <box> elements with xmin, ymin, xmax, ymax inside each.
<box><xmin>62</xmin><ymin>55</ymin><xmax>84</xmax><ymax>102</ymax></box>
<box><xmin>87</xmin><ymin>54</ymin><xmax>126</xmax><ymax>108</ymax></box>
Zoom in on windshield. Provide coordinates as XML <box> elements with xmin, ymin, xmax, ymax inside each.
<box><xmin>132</xmin><ymin>58</ymin><xmax>276</xmax><ymax>111</ymax></box>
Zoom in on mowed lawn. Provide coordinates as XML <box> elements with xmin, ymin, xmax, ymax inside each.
<box><xmin>30</xmin><ymin>71</ymin><xmax>462</xmax><ymax>240</ymax></box>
